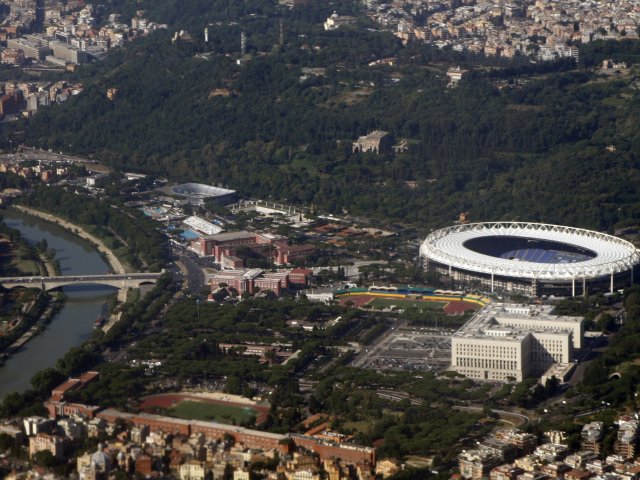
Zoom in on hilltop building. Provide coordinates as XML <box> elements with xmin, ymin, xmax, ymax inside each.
<box><xmin>352</xmin><ymin>131</ymin><xmax>393</xmax><ymax>154</ymax></box>
<box><xmin>324</xmin><ymin>12</ymin><xmax>356</xmax><ymax>31</ymax></box>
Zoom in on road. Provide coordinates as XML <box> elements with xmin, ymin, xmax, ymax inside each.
<box><xmin>351</xmin><ymin>321</ymin><xmax>396</xmax><ymax>367</ymax></box>
<box><xmin>454</xmin><ymin>405</ymin><xmax>530</xmax><ymax>426</ymax></box>
<box><xmin>376</xmin><ymin>389</ymin><xmax>423</xmax><ymax>405</ymax></box>
<box><xmin>371</xmin><ymin>391</ymin><xmax>531</xmax><ymax>425</ymax></box>
<box><xmin>178</xmin><ymin>253</ymin><xmax>206</xmax><ymax>294</ymax></box>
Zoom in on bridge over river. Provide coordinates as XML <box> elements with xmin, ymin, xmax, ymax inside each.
<box><xmin>0</xmin><ymin>273</ymin><xmax>162</xmax><ymax>291</ymax></box>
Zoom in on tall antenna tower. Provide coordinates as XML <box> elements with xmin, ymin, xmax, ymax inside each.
<box><xmin>240</xmin><ymin>31</ymin><xmax>246</xmax><ymax>56</ymax></box>
<box><xmin>279</xmin><ymin>19</ymin><xmax>284</xmax><ymax>47</ymax></box>
<box><xmin>204</xmin><ymin>27</ymin><xmax>209</xmax><ymax>43</ymax></box>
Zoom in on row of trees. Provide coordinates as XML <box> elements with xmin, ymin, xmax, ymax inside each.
<box><xmin>578</xmin><ymin>286</ymin><xmax>640</xmax><ymax>406</ymax></box>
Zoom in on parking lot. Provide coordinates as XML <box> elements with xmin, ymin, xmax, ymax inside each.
<box><xmin>353</xmin><ymin>327</ymin><xmax>454</xmax><ymax>372</ymax></box>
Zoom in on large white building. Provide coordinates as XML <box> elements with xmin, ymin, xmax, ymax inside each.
<box><xmin>450</xmin><ymin>303</ymin><xmax>583</xmax><ymax>382</ymax></box>
<box><xmin>183</xmin><ymin>215</ymin><xmax>223</xmax><ymax>235</ymax></box>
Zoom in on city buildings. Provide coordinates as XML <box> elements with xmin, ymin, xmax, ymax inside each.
<box><xmin>0</xmin><ymin>2</ymin><xmax>167</xmax><ymax>69</ymax></box>
<box><xmin>461</xmin><ymin>416</ymin><xmax>640</xmax><ymax>480</ymax></box>
<box><xmin>361</xmin><ymin>0</ymin><xmax>640</xmax><ymax>61</ymax></box>
<box><xmin>581</xmin><ymin>422</ymin><xmax>605</xmax><ymax>454</ymax></box>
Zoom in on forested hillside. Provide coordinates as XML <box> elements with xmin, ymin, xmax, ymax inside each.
<box><xmin>6</xmin><ymin>0</ymin><xmax>640</xmax><ymax>230</ymax></box>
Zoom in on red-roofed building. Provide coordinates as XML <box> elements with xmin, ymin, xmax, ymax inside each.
<box><xmin>210</xmin><ymin>269</ymin><xmax>291</xmax><ymax>296</ymax></box>
<box><xmin>288</xmin><ymin>268</ymin><xmax>313</xmax><ymax>286</ymax></box>
<box><xmin>45</xmin><ymin>371</ymin><xmax>100</xmax><ymax>419</ymax></box>
<box><xmin>565</xmin><ymin>469</ymin><xmax>595</xmax><ymax>480</ymax></box>
<box><xmin>197</xmin><ymin>231</ymin><xmax>314</xmax><ymax>265</ymax></box>
<box><xmin>274</xmin><ymin>243</ymin><xmax>315</xmax><ymax>265</ymax></box>
<box><xmin>136</xmin><ymin>454</ymin><xmax>153</xmax><ymax>476</ymax></box>
<box><xmin>51</xmin><ymin>379</ymin><xmax>81</xmax><ymax>401</ymax></box>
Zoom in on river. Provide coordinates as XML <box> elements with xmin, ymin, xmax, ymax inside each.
<box><xmin>0</xmin><ymin>209</ymin><xmax>116</xmax><ymax>399</ymax></box>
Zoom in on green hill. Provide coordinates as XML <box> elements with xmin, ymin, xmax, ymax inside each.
<box><xmin>7</xmin><ymin>0</ymin><xmax>640</xmax><ymax>231</ymax></box>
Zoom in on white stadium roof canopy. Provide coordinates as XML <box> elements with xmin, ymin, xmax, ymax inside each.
<box><xmin>419</xmin><ymin>222</ymin><xmax>640</xmax><ymax>281</ymax></box>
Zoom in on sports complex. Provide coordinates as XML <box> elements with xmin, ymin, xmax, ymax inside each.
<box><xmin>419</xmin><ymin>222</ymin><xmax>640</xmax><ymax>297</ymax></box>
<box><xmin>334</xmin><ymin>286</ymin><xmax>489</xmax><ymax>314</ymax></box>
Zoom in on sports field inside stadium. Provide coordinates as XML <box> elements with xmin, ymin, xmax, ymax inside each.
<box><xmin>138</xmin><ymin>393</ymin><xmax>268</xmax><ymax>425</ymax></box>
<box><xmin>167</xmin><ymin>400</ymin><xmax>257</xmax><ymax>424</ymax></box>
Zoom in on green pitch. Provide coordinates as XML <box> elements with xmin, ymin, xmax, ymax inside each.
<box><xmin>367</xmin><ymin>298</ymin><xmax>446</xmax><ymax>310</ymax></box>
<box><xmin>167</xmin><ymin>400</ymin><xmax>257</xmax><ymax>424</ymax></box>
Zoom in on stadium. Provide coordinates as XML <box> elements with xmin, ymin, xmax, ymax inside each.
<box><xmin>420</xmin><ymin>222</ymin><xmax>640</xmax><ymax>297</ymax></box>
<box><xmin>170</xmin><ymin>182</ymin><xmax>237</xmax><ymax>206</ymax></box>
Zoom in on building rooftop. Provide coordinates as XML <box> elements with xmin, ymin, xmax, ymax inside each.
<box><xmin>205</xmin><ymin>230</ymin><xmax>255</xmax><ymax>242</ymax></box>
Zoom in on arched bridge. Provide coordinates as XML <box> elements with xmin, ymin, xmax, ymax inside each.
<box><xmin>0</xmin><ymin>273</ymin><xmax>163</xmax><ymax>291</ymax></box>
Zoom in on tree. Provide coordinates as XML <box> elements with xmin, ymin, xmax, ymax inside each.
<box><xmin>224</xmin><ymin>375</ymin><xmax>242</xmax><ymax>395</ymax></box>
<box><xmin>56</xmin><ymin>347</ymin><xmax>99</xmax><ymax>376</ymax></box>
<box><xmin>544</xmin><ymin>376</ymin><xmax>559</xmax><ymax>397</ymax></box>
<box><xmin>31</xmin><ymin>368</ymin><xmax>66</xmax><ymax>394</ymax></box>
<box><xmin>264</xmin><ymin>349</ymin><xmax>277</xmax><ymax>364</ymax></box>
<box><xmin>597</xmin><ymin>312</ymin><xmax>616</xmax><ymax>332</ymax></box>
<box><xmin>36</xmin><ymin>238</ymin><xmax>48</xmax><ymax>252</ymax></box>
<box><xmin>33</xmin><ymin>450</ymin><xmax>59</xmax><ymax>468</ymax></box>
<box><xmin>0</xmin><ymin>433</ymin><xmax>15</xmax><ymax>452</ymax></box>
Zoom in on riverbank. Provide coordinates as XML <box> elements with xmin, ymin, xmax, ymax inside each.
<box><xmin>2</xmin><ymin>296</ymin><xmax>63</xmax><ymax>362</ymax></box>
<box><xmin>13</xmin><ymin>205</ymin><xmax>126</xmax><ymax>275</ymax></box>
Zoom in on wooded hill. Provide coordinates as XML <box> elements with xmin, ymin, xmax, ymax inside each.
<box><xmin>6</xmin><ymin>0</ymin><xmax>640</xmax><ymax>231</ymax></box>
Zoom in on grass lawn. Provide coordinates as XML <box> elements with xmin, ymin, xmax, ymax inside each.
<box><xmin>0</xmin><ymin>238</ymin><xmax>40</xmax><ymax>276</ymax></box>
<box><xmin>167</xmin><ymin>400</ymin><xmax>257</xmax><ymax>425</ymax></box>
<box><xmin>343</xmin><ymin>420</ymin><xmax>372</xmax><ymax>434</ymax></box>
<box><xmin>15</xmin><ymin>258</ymin><xmax>41</xmax><ymax>275</ymax></box>
<box><xmin>367</xmin><ymin>298</ymin><xmax>446</xmax><ymax>310</ymax></box>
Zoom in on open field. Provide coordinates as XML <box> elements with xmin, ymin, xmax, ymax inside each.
<box><xmin>343</xmin><ymin>420</ymin><xmax>372</xmax><ymax>434</ymax></box>
<box><xmin>0</xmin><ymin>237</ymin><xmax>40</xmax><ymax>276</ymax></box>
